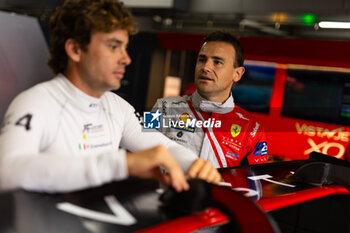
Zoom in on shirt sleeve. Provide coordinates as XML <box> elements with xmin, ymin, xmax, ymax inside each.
<box><xmin>119</xmin><ymin>98</ymin><xmax>197</xmax><ymax>172</ymax></box>
<box><xmin>245</xmin><ymin>121</ymin><xmax>269</xmax><ymax>165</ymax></box>
<box><xmin>0</xmin><ymin>91</ymin><xmax>128</xmax><ymax>193</ymax></box>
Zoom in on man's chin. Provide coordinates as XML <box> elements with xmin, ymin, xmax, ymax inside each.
<box><xmin>196</xmin><ymin>84</ymin><xmax>213</xmax><ymax>94</ymax></box>
<box><xmin>111</xmin><ymin>85</ymin><xmax>121</xmax><ymax>91</ymax></box>
<box><xmin>107</xmin><ymin>82</ymin><xmax>121</xmax><ymax>91</ymax></box>
<box><xmin>196</xmin><ymin>88</ymin><xmax>213</xmax><ymax>98</ymax></box>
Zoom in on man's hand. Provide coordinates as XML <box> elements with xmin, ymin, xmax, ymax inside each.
<box><xmin>187</xmin><ymin>158</ymin><xmax>221</xmax><ymax>184</ymax></box>
<box><xmin>126</xmin><ymin>145</ymin><xmax>189</xmax><ymax>192</ymax></box>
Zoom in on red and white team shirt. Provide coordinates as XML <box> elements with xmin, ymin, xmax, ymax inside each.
<box><xmin>153</xmin><ymin>91</ymin><xmax>268</xmax><ymax>168</ymax></box>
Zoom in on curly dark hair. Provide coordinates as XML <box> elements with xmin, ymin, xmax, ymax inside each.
<box><xmin>204</xmin><ymin>31</ymin><xmax>244</xmax><ymax>68</ymax></box>
<box><xmin>47</xmin><ymin>0</ymin><xmax>137</xmax><ymax>74</ymax></box>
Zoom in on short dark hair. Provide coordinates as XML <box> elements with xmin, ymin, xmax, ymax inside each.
<box><xmin>204</xmin><ymin>31</ymin><xmax>244</xmax><ymax>67</ymax></box>
<box><xmin>48</xmin><ymin>0</ymin><xmax>137</xmax><ymax>74</ymax></box>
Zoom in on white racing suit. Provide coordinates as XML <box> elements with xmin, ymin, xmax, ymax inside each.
<box><xmin>0</xmin><ymin>74</ymin><xmax>197</xmax><ymax>192</ymax></box>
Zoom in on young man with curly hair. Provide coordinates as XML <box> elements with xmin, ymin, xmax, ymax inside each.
<box><xmin>0</xmin><ymin>0</ymin><xmax>220</xmax><ymax>193</ymax></box>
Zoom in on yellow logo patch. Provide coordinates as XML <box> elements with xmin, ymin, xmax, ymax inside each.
<box><xmin>179</xmin><ymin>113</ymin><xmax>190</xmax><ymax>123</ymax></box>
<box><xmin>230</xmin><ymin>124</ymin><xmax>241</xmax><ymax>137</ymax></box>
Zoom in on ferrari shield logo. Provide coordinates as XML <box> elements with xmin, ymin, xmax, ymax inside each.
<box><xmin>230</xmin><ymin>124</ymin><xmax>241</xmax><ymax>138</ymax></box>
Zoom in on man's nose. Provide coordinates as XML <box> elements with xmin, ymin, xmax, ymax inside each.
<box><xmin>120</xmin><ymin>49</ymin><xmax>132</xmax><ymax>66</ymax></box>
<box><xmin>202</xmin><ymin>60</ymin><xmax>213</xmax><ymax>72</ymax></box>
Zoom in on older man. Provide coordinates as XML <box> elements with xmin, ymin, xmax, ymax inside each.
<box><xmin>153</xmin><ymin>31</ymin><xmax>268</xmax><ymax>168</ymax></box>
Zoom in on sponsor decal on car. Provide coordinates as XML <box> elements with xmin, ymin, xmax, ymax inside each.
<box><xmin>295</xmin><ymin>122</ymin><xmax>349</xmax><ymax>142</ymax></box>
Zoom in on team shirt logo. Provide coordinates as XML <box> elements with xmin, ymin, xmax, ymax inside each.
<box><xmin>254</xmin><ymin>141</ymin><xmax>268</xmax><ymax>156</ymax></box>
<box><xmin>179</xmin><ymin>113</ymin><xmax>190</xmax><ymax>123</ymax></box>
<box><xmin>226</xmin><ymin>151</ymin><xmax>239</xmax><ymax>160</ymax></box>
<box><xmin>78</xmin><ymin>123</ymin><xmax>110</xmax><ymax>151</ymax></box>
<box><xmin>250</xmin><ymin>122</ymin><xmax>260</xmax><ymax>137</ymax></box>
<box><xmin>236</xmin><ymin>112</ymin><xmax>249</xmax><ymax>121</ymax></box>
<box><xmin>170</xmin><ymin>112</ymin><xmax>196</xmax><ymax>133</ymax></box>
<box><xmin>230</xmin><ymin>124</ymin><xmax>241</xmax><ymax>138</ymax></box>
<box><xmin>143</xmin><ymin>110</ymin><xmax>161</xmax><ymax>129</ymax></box>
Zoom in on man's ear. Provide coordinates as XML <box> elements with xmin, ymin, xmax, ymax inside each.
<box><xmin>232</xmin><ymin>67</ymin><xmax>245</xmax><ymax>83</ymax></box>
<box><xmin>65</xmin><ymin>38</ymin><xmax>82</xmax><ymax>62</ymax></box>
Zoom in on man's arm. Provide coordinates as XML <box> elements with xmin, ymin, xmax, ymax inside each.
<box><xmin>0</xmin><ymin>91</ymin><xmax>133</xmax><ymax>192</ymax></box>
<box><xmin>126</xmin><ymin>145</ymin><xmax>189</xmax><ymax>192</ymax></box>
<box><xmin>0</xmin><ymin>91</ymin><xmax>185</xmax><ymax>193</ymax></box>
<box><xmin>0</xmin><ymin>91</ymin><xmax>215</xmax><ymax>193</ymax></box>
<box><xmin>119</xmin><ymin>98</ymin><xmax>221</xmax><ymax>183</ymax></box>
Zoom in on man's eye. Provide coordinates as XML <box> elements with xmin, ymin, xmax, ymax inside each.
<box><xmin>109</xmin><ymin>44</ymin><xmax>117</xmax><ymax>50</ymax></box>
<box><xmin>214</xmin><ymin>60</ymin><xmax>223</xmax><ymax>65</ymax></box>
<box><xmin>198</xmin><ymin>57</ymin><xmax>206</xmax><ymax>62</ymax></box>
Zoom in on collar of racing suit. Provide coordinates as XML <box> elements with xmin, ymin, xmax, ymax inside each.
<box><xmin>57</xmin><ymin>73</ymin><xmax>102</xmax><ymax>113</ymax></box>
<box><xmin>190</xmin><ymin>90</ymin><xmax>235</xmax><ymax>114</ymax></box>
